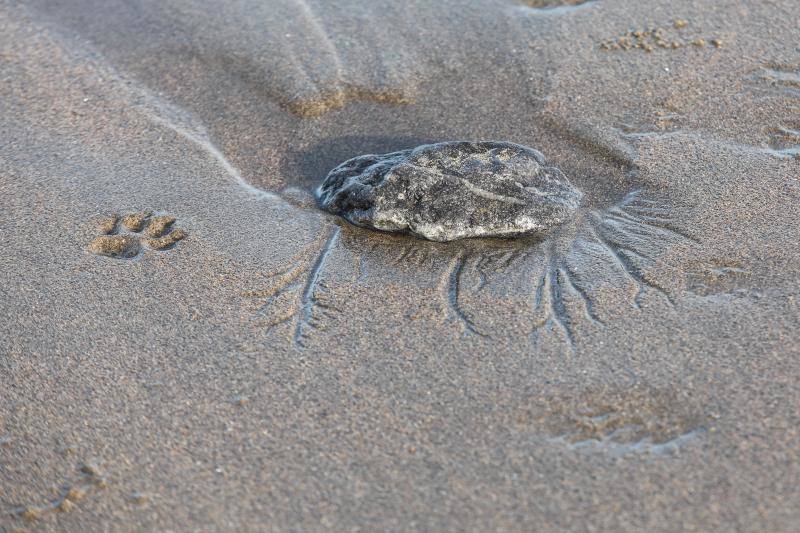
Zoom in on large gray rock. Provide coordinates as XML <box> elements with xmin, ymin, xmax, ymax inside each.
<box><xmin>317</xmin><ymin>141</ymin><xmax>582</xmax><ymax>242</ymax></box>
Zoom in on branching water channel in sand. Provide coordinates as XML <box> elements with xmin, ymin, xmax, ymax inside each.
<box><xmin>244</xmin><ymin>187</ymin><xmax>698</xmax><ymax>351</ymax></box>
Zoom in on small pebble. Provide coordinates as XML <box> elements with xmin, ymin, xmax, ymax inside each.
<box><xmin>711</xmin><ymin>38</ymin><xmax>723</xmax><ymax>48</ymax></box>
<box><xmin>65</xmin><ymin>486</ymin><xmax>87</xmax><ymax>502</ymax></box>
<box><xmin>19</xmin><ymin>506</ymin><xmax>41</xmax><ymax>522</ymax></box>
<box><xmin>57</xmin><ymin>498</ymin><xmax>75</xmax><ymax>513</ymax></box>
<box><xmin>674</xmin><ymin>19</ymin><xmax>688</xmax><ymax>29</ymax></box>
<box><xmin>692</xmin><ymin>38</ymin><xmax>706</xmax><ymax>47</ymax></box>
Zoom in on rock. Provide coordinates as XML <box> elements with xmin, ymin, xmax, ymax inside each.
<box><xmin>317</xmin><ymin>141</ymin><xmax>582</xmax><ymax>241</ymax></box>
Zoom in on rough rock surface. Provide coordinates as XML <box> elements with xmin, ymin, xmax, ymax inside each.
<box><xmin>317</xmin><ymin>141</ymin><xmax>582</xmax><ymax>241</ymax></box>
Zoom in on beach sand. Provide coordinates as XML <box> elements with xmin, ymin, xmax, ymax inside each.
<box><xmin>1</xmin><ymin>0</ymin><xmax>799</xmax><ymax>530</ymax></box>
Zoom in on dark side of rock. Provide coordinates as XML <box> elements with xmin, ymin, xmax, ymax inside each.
<box><xmin>316</xmin><ymin>141</ymin><xmax>582</xmax><ymax>242</ymax></box>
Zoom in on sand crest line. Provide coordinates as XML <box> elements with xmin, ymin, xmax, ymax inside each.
<box><xmin>144</xmin><ymin>110</ymin><xmax>278</xmax><ymax>202</ymax></box>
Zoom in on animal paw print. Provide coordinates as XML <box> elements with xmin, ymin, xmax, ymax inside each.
<box><xmin>87</xmin><ymin>211</ymin><xmax>187</xmax><ymax>259</ymax></box>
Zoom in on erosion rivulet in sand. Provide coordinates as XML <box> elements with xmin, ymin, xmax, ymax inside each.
<box><xmin>317</xmin><ymin>141</ymin><xmax>582</xmax><ymax>241</ymax></box>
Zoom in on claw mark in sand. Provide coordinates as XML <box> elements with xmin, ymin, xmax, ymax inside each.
<box><xmin>245</xmin><ymin>226</ymin><xmax>341</xmax><ymax>348</ymax></box>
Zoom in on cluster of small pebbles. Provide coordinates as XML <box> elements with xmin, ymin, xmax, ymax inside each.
<box><xmin>15</xmin><ymin>462</ymin><xmax>108</xmax><ymax>522</ymax></box>
<box><xmin>600</xmin><ymin>19</ymin><xmax>722</xmax><ymax>53</ymax></box>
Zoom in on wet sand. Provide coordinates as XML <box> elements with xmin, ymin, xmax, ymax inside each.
<box><xmin>1</xmin><ymin>0</ymin><xmax>799</xmax><ymax>530</ymax></box>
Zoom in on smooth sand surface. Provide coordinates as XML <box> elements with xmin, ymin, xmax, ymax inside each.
<box><xmin>2</xmin><ymin>0</ymin><xmax>799</xmax><ymax>530</ymax></box>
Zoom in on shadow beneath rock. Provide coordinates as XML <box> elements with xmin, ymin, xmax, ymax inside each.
<box><xmin>280</xmin><ymin>135</ymin><xmax>435</xmax><ymax>192</ymax></box>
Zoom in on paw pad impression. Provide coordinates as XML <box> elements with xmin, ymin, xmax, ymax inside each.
<box><xmin>88</xmin><ymin>211</ymin><xmax>187</xmax><ymax>258</ymax></box>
